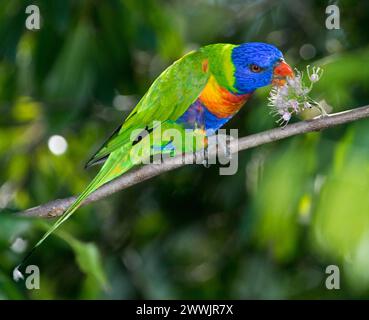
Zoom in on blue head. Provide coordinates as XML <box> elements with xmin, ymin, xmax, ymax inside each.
<box><xmin>231</xmin><ymin>42</ymin><xmax>293</xmax><ymax>94</ymax></box>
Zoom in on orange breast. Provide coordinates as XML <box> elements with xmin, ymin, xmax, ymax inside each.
<box><xmin>199</xmin><ymin>76</ymin><xmax>251</xmax><ymax>118</ymax></box>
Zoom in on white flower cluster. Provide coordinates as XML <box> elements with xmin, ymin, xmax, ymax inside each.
<box><xmin>268</xmin><ymin>65</ymin><xmax>325</xmax><ymax>127</ymax></box>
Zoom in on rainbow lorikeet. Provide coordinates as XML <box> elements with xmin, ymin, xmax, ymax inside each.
<box><xmin>17</xmin><ymin>42</ymin><xmax>293</xmax><ymax>269</ymax></box>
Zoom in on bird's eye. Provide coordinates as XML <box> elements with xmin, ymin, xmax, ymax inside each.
<box><xmin>250</xmin><ymin>64</ymin><xmax>262</xmax><ymax>73</ymax></box>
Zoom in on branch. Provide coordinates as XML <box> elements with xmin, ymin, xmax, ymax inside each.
<box><xmin>16</xmin><ymin>105</ymin><xmax>369</xmax><ymax>218</ymax></box>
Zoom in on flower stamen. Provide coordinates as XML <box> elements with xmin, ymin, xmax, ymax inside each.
<box><xmin>268</xmin><ymin>65</ymin><xmax>325</xmax><ymax>126</ymax></box>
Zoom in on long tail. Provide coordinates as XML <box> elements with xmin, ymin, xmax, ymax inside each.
<box><xmin>14</xmin><ymin>149</ymin><xmax>133</xmax><ymax>277</ymax></box>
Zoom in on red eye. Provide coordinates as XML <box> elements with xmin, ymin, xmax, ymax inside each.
<box><xmin>250</xmin><ymin>64</ymin><xmax>262</xmax><ymax>73</ymax></box>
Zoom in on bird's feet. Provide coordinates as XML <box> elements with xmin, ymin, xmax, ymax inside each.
<box><xmin>203</xmin><ymin>134</ymin><xmax>232</xmax><ymax>167</ymax></box>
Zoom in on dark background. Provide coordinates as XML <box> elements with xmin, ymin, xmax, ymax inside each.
<box><xmin>1</xmin><ymin>0</ymin><xmax>369</xmax><ymax>299</ymax></box>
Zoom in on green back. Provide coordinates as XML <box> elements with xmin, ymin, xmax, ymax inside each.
<box><xmin>86</xmin><ymin>49</ymin><xmax>212</xmax><ymax>167</ymax></box>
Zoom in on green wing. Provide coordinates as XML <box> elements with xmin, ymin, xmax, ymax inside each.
<box><xmin>86</xmin><ymin>49</ymin><xmax>210</xmax><ymax>167</ymax></box>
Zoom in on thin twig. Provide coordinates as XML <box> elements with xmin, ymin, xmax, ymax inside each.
<box><xmin>16</xmin><ymin>105</ymin><xmax>369</xmax><ymax>218</ymax></box>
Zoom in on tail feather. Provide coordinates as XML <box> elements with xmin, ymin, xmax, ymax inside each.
<box><xmin>15</xmin><ymin>149</ymin><xmax>134</xmax><ymax>275</ymax></box>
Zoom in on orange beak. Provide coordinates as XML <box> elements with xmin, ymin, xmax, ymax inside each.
<box><xmin>272</xmin><ymin>60</ymin><xmax>294</xmax><ymax>86</ymax></box>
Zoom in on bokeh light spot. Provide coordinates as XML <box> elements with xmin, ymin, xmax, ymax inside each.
<box><xmin>48</xmin><ymin>135</ymin><xmax>68</xmax><ymax>156</ymax></box>
<box><xmin>299</xmin><ymin>43</ymin><xmax>316</xmax><ymax>60</ymax></box>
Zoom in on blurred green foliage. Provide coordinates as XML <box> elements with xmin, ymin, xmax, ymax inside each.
<box><xmin>1</xmin><ymin>0</ymin><xmax>369</xmax><ymax>299</ymax></box>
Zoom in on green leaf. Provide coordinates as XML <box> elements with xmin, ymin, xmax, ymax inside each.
<box><xmin>54</xmin><ymin>229</ymin><xmax>108</xmax><ymax>292</ymax></box>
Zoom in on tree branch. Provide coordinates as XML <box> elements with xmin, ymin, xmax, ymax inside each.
<box><xmin>16</xmin><ymin>105</ymin><xmax>369</xmax><ymax>218</ymax></box>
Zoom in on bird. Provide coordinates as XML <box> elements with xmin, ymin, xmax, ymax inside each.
<box><xmin>16</xmin><ymin>42</ymin><xmax>293</xmax><ymax>271</ymax></box>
